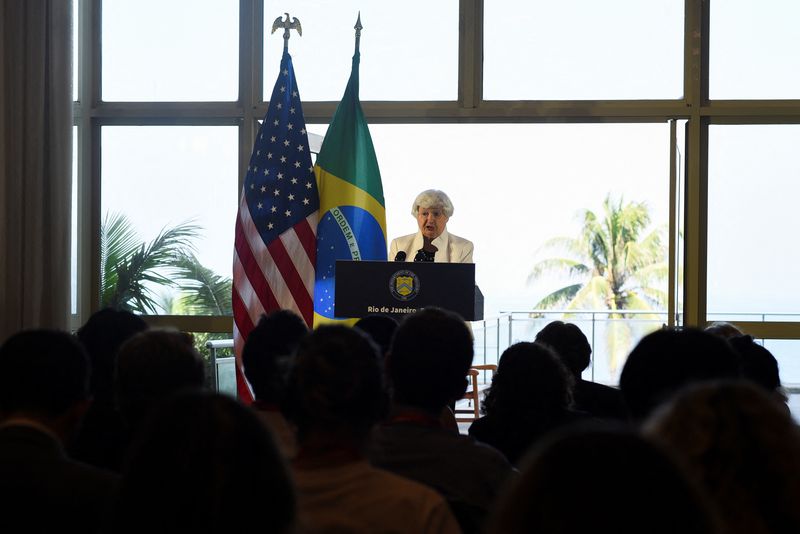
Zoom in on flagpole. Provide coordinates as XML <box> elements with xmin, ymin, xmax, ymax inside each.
<box><xmin>354</xmin><ymin>12</ymin><xmax>362</xmax><ymax>54</ymax></box>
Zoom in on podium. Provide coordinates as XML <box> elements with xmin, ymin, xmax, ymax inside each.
<box><xmin>334</xmin><ymin>260</ymin><xmax>483</xmax><ymax>321</ymax></box>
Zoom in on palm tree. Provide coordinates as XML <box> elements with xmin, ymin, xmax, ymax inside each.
<box><xmin>528</xmin><ymin>195</ymin><xmax>667</xmax><ymax>371</ymax></box>
<box><xmin>172</xmin><ymin>252</ymin><xmax>232</xmax><ymax>316</ymax></box>
<box><xmin>100</xmin><ymin>213</ymin><xmax>201</xmax><ymax>313</ymax></box>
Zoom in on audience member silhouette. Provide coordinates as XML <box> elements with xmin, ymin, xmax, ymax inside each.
<box><xmin>468</xmin><ymin>342</ymin><xmax>589</xmax><ymax>466</ymax></box>
<box><xmin>284</xmin><ymin>325</ymin><xmax>460</xmax><ymax>533</ymax></box>
<box><xmin>369</xmin><ymin>307</ymin><xmax>514</xmax><ymax>533</ymax></box>
<box><xmin>115</xmin><ymin>329</ymin><xmax>205</xmax><ymax>449</ymax></box>
<box><xmin>618</xmin><ymin>327</ymin><xmax>740</xmax><ymax>422</ymax></box>
<box><xmin>487</xmin><ymin>426</ymin><xmax>719</xmax><ymax>534</ymax></box>
<box><xmin>534</xmin><ymin>320</ymin><xmax>628</xmax><ymax>420</ymax></box>
<box><xmin>355</xmin><ymin>313</ymin><xmax>459</xmax><ymax>433</ymax></box>
<box><xmin>354</xmin><ymin>314</ymin><xmax>399</xmax><ymax>359</ymax></box>
<box><xmin>70</xmin><ymin>308</ymin><xmax>148</xmax><ymax>471</ymax></box>
<box><xmin>728</xmin><ymin>334</ymin><xmax>788</xmax><ymax>406</ymax></box>
<box><xmin>645</xmin><ymin>381</ymin><xmax>800</xmax><ymax>534</ymax></box>
<box><xmin>0</xmin><ymin>329</ymin><xmax>118</xmax><ymax>533</ymax></box>
<box><xmin>110</xmin><ymin>390</ymin><xmax>295</xmax><ymax>533</ymax></box>
<box><xmin>242</xmin><ymin>309</ymin><xmax>308</xmax><ymax>459</ymax></box>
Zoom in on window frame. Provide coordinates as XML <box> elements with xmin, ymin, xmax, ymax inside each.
<box><xmin>72</xmin><ymin>0</ymin><xmax>800</xmax><ymax>349</ymax></box>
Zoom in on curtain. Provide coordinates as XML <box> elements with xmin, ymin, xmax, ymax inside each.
<box><xmin>0</xmin><ymin>0</ymin><xmax>73</xmax><ymax>341</ymax></box>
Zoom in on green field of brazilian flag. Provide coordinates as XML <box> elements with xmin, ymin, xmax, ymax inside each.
<box><xmin>313</xmin><ymin>48</ymin><xmax>387</xmax><ymax>324</ymax></box>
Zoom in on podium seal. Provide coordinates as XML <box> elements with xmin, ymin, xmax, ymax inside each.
<box><xmin>389</xmin><ymin>270</ymin><xmax>420</xmax><ymax>302</ymax></box>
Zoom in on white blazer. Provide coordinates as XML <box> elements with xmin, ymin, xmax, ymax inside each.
<box><xmin>389</xmin><ymin>229</ymin><xmax>474</xmax><ymax>264</ymax></box>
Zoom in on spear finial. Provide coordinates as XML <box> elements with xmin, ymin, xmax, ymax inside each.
<box><xmin>354</xmin><ymin>12</ymin><xmax>362</xmax><ymax>54</ymax></box>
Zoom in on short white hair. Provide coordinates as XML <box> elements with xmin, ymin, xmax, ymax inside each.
<box><xmin>411</xmin><ymin>189</ymin><xmax>454</xmax><ymax>218</ymax></box>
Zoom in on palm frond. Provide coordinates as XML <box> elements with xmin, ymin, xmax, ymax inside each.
<box><xmin>566</xmin><ymin>276</ymin><xmax>612</xmax><ymax>311</ymax></box>
<box><xmin>535</xmin><ymin>236</ymin><xmax>585</xmax><ymax>258</ymax></box>
<box><xmin>100</xmin><ymin>217</ymin><xmax>203</xmax><ymax>313</ymax></box>
<box><xmin>528</xmin><ymin>258</ymin><xmax>590</xmax><ymax>284</ymax></box>
<box><xmin>630</xmin><ymin>262</ymin><xmax>669</xmax><ymax>288</ymax></box>
<box><xmin>173</xmin><ymin>252</ymin><xmax>233</xmax><ymax>315</ymax></box>
<box><xmin>631</xmin><ymin>286</ymin><xmax>669</xmax><ymax>310</ymax></box>
<box><xmin>101</xmin><ymin>213</ymin><xmax>142</xmax><ymax>305</ymax></box>
<box><xmin>533</xmin><ymin>283</ymin><xmax>583</xmax><ymax>309</ymax></box>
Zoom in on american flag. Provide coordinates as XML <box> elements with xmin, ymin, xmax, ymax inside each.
<box><xmin>232</xmin><ymin>51</ymin><xmax>319</xmax><ymax>401</ymax></box>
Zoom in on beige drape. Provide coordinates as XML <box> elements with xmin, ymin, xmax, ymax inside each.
<box><xmin>0</xmin><ymin>0</ymin><xmax>73</xmax><ymax>342</ymax></box>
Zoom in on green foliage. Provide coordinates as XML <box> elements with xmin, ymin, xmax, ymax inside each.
<box><xmin>529</xmin><ymin>195</ymin><xmax>668</xmax><ymax>371</ymax></box>
<box><xmin>529</xmin><ymin>194</ymin><xmax>667</xmax><ymax>314</ymax></box>
<box><xmin>172</xmin><ymin>252</ymin><xmax>233</xmax><ymax>316</ymax></box>
<box><xmin>100</xmin><ymin>213</ymin><xmax>233</xmax><ymax>316</ymax></box>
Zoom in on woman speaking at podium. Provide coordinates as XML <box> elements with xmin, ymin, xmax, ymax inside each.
<box><xmin>389</xmin><ymin>189</ymin><xmax>474</xmax><ymax>263</ymax></box>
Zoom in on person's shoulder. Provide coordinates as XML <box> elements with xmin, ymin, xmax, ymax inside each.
<box><xmin>448</xmin><ymin>232</ymin><xmax>472</xmax><ymax>245</ymax></box>
<box><xmin>392</xmin><ymin>233</ymin><xmax>418</xmax><ymax>245</ymax></box>
<box><xmin>447</xmin><ymin>232</ymin><xmax>473</xmax><ymax>246</ymax></box>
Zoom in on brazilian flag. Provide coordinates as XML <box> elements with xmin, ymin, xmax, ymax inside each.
<box><xmin>313</xmin><ymin>46</ymin><xmax>387</xmax><ymax>324</ymax></box>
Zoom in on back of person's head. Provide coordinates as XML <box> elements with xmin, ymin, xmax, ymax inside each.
<box><xmin>483</xmin><ymin>342</ymin><xmax>573</xmax><ymax>421</ymax></box>
<box><xmin>619</xmin><ymin>327</ymin><xmax>740</xmax><ymax>421</ymax></box>
<box><xmin>354</xmin><ymin>314</ymin><xmax>399</xmax><ymax>358</ymax></box>
<box><xmin>0</xmin><ymin>329</ymin><xmax>90</xmax><ymax>419</ymax></box>
<box><xmin>645</xmin><ymin>381</ymin><xmax>800</xmax><ymax>534</ymax></box>
<box><xmin>728</xmin><ymin>334</ymin><xmax>783</xmax><ymax>396</ymax></box>
<box><xmin>705</xmin><ymin>321</ymin><xmax>744</xmax><ymax>339</ymax></box>
<box><xmin>114</xmin><ymin>390</ymin><xmax>295</xmax><ymax>533</ymax></box>
<box><xmin>388</xmin><ymin>307</ymin><xmax>473</xmax><ymax>412</ymax></box>
<box><xmin>76</xmin><ymin>308</ymin><xmax>148</xmax><ymax>401</ymax></box>
<box><xmin>534</xmin><ymin>320</ymin><xmax>592</xmax><ymax>377</ymax></box>
<box><xmin>487</xmin><ymin>426</ymin><xmax>717</xmax><ymax>534</ymax></box>
<box><xmin>115</xmin><ymin>329</ymin><xmax>205</xmax><ymax>428</ymax></box>
<box><xmin>242</xmin><ymin>310</ymin><xmax>308</xmax><ymax>404</ymax></box>
<box><xmin>284</xmin><ymin>325</ymin><xmax>387</xmax><ymax>443</ymax></box>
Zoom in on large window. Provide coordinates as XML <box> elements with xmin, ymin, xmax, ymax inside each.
<box><xmin>707</xmin><ymin>125</ymin><xmax>800</xmax><ymax>319</ymax></box>
<box><xmin>102</xmin><ymin>0</ymin><xmax>239</xmax><ymax>101</ymax></box>
<box><xmin>72</xmin><ymin>1</ymin><xmax>800</xmax><ymax>388</ymax></box>
<box><xmin>710</xmin><ymin>0</ymin><xmax>800</xmax><ymax>99</ymax></box>
<box><xmin>262</xmin><ymin>1</ymin><xmax>458</xmax><ymax>101</ymax></box>
<box><xmin>100</xmin><ymin>126</ymin><xmax>238</xmax><ymax>315</ymax></box>
<box><xmin>484</xmin><ymin>0</ymin><xmax>684</xmax><ymax>100</ymax></box>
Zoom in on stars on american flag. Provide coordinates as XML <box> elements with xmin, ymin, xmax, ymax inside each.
<box><xmin>242</xmin><ymin>56</ymin><xmax>319</xmax><ymax>244</ymax></box>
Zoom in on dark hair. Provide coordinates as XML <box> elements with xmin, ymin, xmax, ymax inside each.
<box><xmin>705</xmin><ymin>321</ymin><xmax>744</xmax><ymax>339</ymax></box>
<box><xmin>115</xmin><ymin>329</ymin><xmax>205</xmax><ymax>428</ymax></box>
<box><xmin>114</xmin><ymin>391</ymin><xmax>295</xmax><ymax>533</ymax></box>
<box><xmin>354</xmin><ymin>314</ymin><xmax>399</xmax><ymax>357</ymax></box>
<box><xmin>728</xmin><ymin>335</ymin><xmax>782</xmax><ymax>394</ymax></box>
<box><xmin>387</xmin><ymin>307</ymin><xmax>474</xmax><ymax>412</ymax></box>
<box><xmin>76</xmin><ymin>308</ymin><xmax>148</xmax><ymax>401</ymax></box>
<box><xmin>619</xmin><ymin>327</ymin><xmax>740</xmax><ymax>421</ymax></box>
<box><xmin>646</xmin><ymin>381</ymin><xmax>800</xmax><ymax>534</ymax></box>
<box><xmin>0</xmin><ymin>329</ymin><xmax>90</xmax><ymax>417</ymax></box>
<box><xmin>284</xmin><ymin>325</ymin><xmax>387</xmax><ymax>442</ymax></box>
<box><xmin>482</xmin><ymin>342</ymin><xmax>573</xmax><ymax>422</ymax></box>
<box><xmin>242</xmin><ymin>310</ymin><xmax>308</xmax><ymax>404</ymax></box>
<box><xmin>534</xmin><ymin>321</ymin><xmax>592</xmax><ymax>376</ymax></box>
<box><xmin>488</xmin><ymin>426</ymin><xmax>717</xmax><ymax>534</ymax></box>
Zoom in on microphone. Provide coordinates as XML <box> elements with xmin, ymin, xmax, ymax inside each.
<box><xmin>414</xmin><ymin>249</ymin><xmax>433</xmax><ymax>262</ymax></box>
<box><xmin>394</xmin><ymin>251</ymin><xmax>407</xmax><ymax>262</ymax></box>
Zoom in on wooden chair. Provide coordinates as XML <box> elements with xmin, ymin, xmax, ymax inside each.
<box><xmin>455</xmin><ymin>364</ymin><xmax>497</xmax><ymax>422</ymax></box>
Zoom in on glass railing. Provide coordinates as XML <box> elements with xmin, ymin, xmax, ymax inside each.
<box><xmin>207</xmin><ymin>310</ymin><xmax>800</xmax><ymax>396</ymax></box>
<box><xmin>472</xmin><ymin>310</ymin><xmax>672</xmax><ymax>386</ymax></box>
